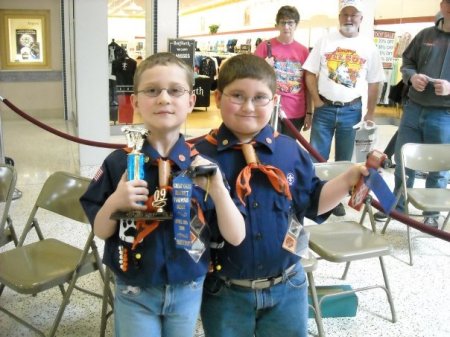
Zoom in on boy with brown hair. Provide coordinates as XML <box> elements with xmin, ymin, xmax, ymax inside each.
<box><xmin>196</xmin><ymin>54</ymin><xmax>367</xmax><ymax>337</ymax></box>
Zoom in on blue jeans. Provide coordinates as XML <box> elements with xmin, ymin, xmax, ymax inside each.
<box><xmin>393</xmin><ymin>100</ymin><xmax>450</xmax><ymax>215</ymax></box>
<box><xmin>114</xmin><ymin>275</ymin><xmax>205</xmax><ymax>337</ymax></box>
<box><xmin>200</xmin><ymin>263</ymin><xmax>308</xmax><ymax>337</ymax></box>
<box><xmin>310</xmin><ymin>101</ymin><xmax>362</xmax><ymax>161</ymax></box>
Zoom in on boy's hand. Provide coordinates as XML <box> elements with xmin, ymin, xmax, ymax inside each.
<box><xmin>346</xmin><ymin>164</ymin><xmax>369</xmax><ymax>187</ymax></box>
<box><xmin>113</xmin><ymin>172</ymin><xmax>149</xmax><ymax>211</ymax></box>
<box><xmin>190</xmin><ymin>156</ymin><xmax>226</xmax><ymax>199</ymax></box>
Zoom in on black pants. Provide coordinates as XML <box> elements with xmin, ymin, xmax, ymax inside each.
<box><xmin>384</xmin><ymin>131</ymin><xmax>398</xmax><ymax>159</ymax></box>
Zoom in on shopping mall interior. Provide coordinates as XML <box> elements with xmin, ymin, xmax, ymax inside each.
<box><xmin>0</xmin><ymin>0</ymin><xmax>449</xmax><ymax>336</ymax></box>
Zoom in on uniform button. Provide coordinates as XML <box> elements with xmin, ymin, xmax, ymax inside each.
<box><xmin>266</xmin><ymin>137</ymin><xmax>272</xmax><ymax>144</ymax></box>
<box><xmin>179</xmin><ymin>154</ymin><xmax>186</xmax><ymax>161</ymax></box>
<box><xmin>222</xmin><ymin>139</ymin><xmax>229</xmax><ymax>145</ymax></box>
<box><xmin>252</xmin><ymin>201</ymin><xmax>259</xmax><ymax>208</ymax></box>
<box><xmin>255</xmin><ymin>232</ymin><xmax>263</xmax><ymax>240</ymax></box>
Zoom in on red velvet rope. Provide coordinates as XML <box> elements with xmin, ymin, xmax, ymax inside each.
<box><xmin>2</xmin><ymin>96</ymin><xmax>449</xmax><ymax>241</ymax></box>
<box><xmin>279</xmin><ymin>115</ymin><xmax>450</xmax><ymax>242</ymax></box>
<box><xmin>1</xmin><ymin>97</ymin><xmax>126</xmax><ymax>149</ymax></box>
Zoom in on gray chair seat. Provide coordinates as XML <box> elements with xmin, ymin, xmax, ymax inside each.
<box><xmin>307</xmin><ymin>221</ymin><xmax>392</xmax><ymax>262</ymax></box>
<box><xmin>407</xmin><ymin>188</ymin><xmax>450</xmax><ymax>212</ymax></box>
<box><xmin>0</xmin><ymin>238</ymin><xmax>97</xmax><ymax>294</ymax></box>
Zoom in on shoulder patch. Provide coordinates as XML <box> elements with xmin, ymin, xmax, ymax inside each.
<box><xmin>286</xmin><ymin>172</ymin><xmax>295</xmax><ymax>186</ymax></box>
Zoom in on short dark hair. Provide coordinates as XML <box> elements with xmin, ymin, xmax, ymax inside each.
<box><xmin>275</xmin><ymin>6</ymin><xmax>300</xmax><ymax>24</ymax></box>
<box><xmin>217</xmin><ymin>54</ymin><xmax>276</xmax><ymax>94</ymax></box>
<box><xmin>133</xmin><ymin>52</ymin><xmax>194</xmax><ymax>93</ymax></box>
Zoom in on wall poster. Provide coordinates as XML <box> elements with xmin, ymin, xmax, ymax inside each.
<box><xmin>373</xmin><ymin>30</ymin><xmax>395</xmax><ymax>70</ymax></box>
<box><xmin>0</xmin><ymin>10</ymin><xmax>50</xmax><ymax>70</ymax></box>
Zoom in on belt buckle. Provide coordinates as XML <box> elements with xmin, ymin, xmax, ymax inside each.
<box><xmin>333</xmin><ymin>100</ymin><xmax>345</xmax><ymax>107</ymax></box>
<box><xmin>250</xmin><ymin>278</ymin><xmax>270</xmax><ymax>289</ymax></box>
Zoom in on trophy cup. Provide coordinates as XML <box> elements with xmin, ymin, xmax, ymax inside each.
<box><xmin>111</xmin><ymin>126</ymin><xmax>171</xmax><ymax>221</ymax></box>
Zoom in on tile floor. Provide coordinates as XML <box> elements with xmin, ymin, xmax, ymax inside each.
<box><xmin>1</xmin><ymin>102</ymin><xmax>450</xmax><ymax>337</ymax></box>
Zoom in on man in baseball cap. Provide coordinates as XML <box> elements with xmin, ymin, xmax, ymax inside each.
<box><xmin>303</xmin><ymin>0</ymin><xmax>384</xmax><ymax>216</ymax></box>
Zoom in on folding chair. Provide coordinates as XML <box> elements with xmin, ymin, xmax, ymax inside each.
<box><xmin>302</xmin><ymin>254</ymin><xmax>325</xmax><ymax>337</ymax></box>
<box><xmin>0</xmin><ymin>164</ymin><xmax>18</xmax><ymax>248</ymax></box>
<box><xmin>100</xmin><ymin>266</ymin><xmax>115</xmax><ymax>337</ymax></box>
<box><xmin>305</xmin><ymin>161</ymin><xmax>396</xmax><ymax>325</ymax></box>
<box><xmin>0</xmin><ymin>171</ymin><xmax>106</xmax><ymax>337</ymax></box>
<box><xmin>381</xmin><ymin>143</ymin><xmax>450</xmax><ymax>266</ymax></box>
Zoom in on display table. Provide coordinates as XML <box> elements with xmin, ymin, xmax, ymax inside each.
<box><xmin>194</xmin><ymin>75</ymin><xmax>211</xmax><ymax>110</ymax></box>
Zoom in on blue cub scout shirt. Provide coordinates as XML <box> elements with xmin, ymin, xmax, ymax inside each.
<box><xmin>80</xmin><ymin>135</ymin><xmax>218</xmax><ymax>287</ymax></box>
<box><xmin>194</xmin><ymin>124</ymin><xmax>329</xmax><ymax>280</ymax></box>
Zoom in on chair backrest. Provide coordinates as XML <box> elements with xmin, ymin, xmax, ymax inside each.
<box><xmin>314</xmin><ymin>161</ymin><xmax>354</xmax><ymax>180</ymax></box>
<box><xmin>0</xmin><ymin>164</ymin><xmax>17</xmax><ymax>247</ymax></box>
<box><xmin>34</xmin><ymin>171</ymin><xmax>91</xmax><ymax>224</ymax></box>
<box><xmin>401</xmin><ymin>143</ymin><xmax>450</xmax><ymax>172</ymax></box>
<box><xmin>0</xmin><ymin>164</ymin><xmax>17</xmax><ymax>245</ymax></box>
<box><xmin>0</xmin><ymin>164</ymin><xmax>16</xmax><ymax>203</ymax></box>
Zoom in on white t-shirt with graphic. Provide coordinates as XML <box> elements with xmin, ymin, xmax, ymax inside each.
<box><xmin>303</xmin><ymin>31</ymin><xmax>384</xmax><ymax>102</ymax></box>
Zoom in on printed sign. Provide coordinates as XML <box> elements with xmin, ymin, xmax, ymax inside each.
<box><xmin>374</xmin><ymin>30</ymin><xmax>396</xmax><ymax>69</ymax></box>
<box><xmin>168</xmin><ymin>38</ymin><xmax>195</xmax><ymax>67</ymax></box>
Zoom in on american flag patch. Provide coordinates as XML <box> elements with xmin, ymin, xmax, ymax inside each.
<box><xmin>94</xmin><ymin>167</ymin><xmax>104</xmax><ymax>181</ymax></box>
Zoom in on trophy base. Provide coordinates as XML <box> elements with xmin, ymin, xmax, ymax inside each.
<box><xmin>111</xmin><ymin>211</ymin><xmax>172</xmax><ymax>221</ymax></box>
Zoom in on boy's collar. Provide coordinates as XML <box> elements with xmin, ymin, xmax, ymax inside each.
<box><xmin>216</xmin><ymin>124</ymin><xmax>276</xmax><ymax>153</ymax></box>
<box><xmin>141</xmin><ymin>134</ymin><xmax>192</xmax><ymax>170</ymax></box>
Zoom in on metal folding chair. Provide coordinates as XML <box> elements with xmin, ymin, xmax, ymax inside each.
<box><xmin>0</xmin><ymin>171</ymin><xmax>107</xmax><ymax>337</ymax></box>
<box><xmin>306</xmin><ymin>161</ymin><xmax>396</xmax><ymax>326</ymax></box>
<box><xmin>381</xmin><ymin>143</ymin><xmax>450</xmax><ymax>265</ymax></box>
<box><xmin>302</xmin><ymin>254</ymin><xmax>325</xmax><ymax>337</ymax></box>
<box><xmin>0</xmin><ymin>164</ymin><xmax>18</xmax><ymax>248</ymax></box>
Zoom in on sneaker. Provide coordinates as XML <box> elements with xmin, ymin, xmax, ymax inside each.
<box><xmin>374</xmin><ymin>211</ymin><xmax>387</xmax><ymax>221</ymax></box>
<box><xmin>332</xmin><ymin>203</ymin><xmax>346</xmax><ymax>217</ymax></box>
<box><xmin>424</xmin><ymin>217</ymin><xmax>439</xmax><ymax>228</ymax></box>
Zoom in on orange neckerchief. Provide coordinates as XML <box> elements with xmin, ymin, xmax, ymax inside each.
<box><xmin>204</xmin><ymin>130</ymin><xmax>292</xmax><ymax>205</ymax></box>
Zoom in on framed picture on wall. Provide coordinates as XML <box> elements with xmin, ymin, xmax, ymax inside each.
<box><xmin>0</xmin><ymin>9</ymin><xmax>50</xmax><ymax>70</ymax></box>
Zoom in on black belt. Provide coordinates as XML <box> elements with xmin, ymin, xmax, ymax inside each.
<box><xmin>319</xmin><ymin>95</ymin><xmax>361</xmax><ymax>107</ymax></box>
<box><xmin>219</xmin><ymin>264</ymin><xmax>297</xmax><ymax>290</ymax></box>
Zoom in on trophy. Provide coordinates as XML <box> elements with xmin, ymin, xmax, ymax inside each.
<box><xmin>111</xmin><ymin>126</ymin><xmax>171</xmax><ymax>221</ymax></box>
<box><xmin>123</xmin><ymin>126</ymin><xmax>148</xmax><ymax>181</ymax></box>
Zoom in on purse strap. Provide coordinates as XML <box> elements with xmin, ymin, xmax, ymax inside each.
<box><xmin>266</xmin><ymin>40</ymin><xmax>272</xmax><ymax>58</ymax></box>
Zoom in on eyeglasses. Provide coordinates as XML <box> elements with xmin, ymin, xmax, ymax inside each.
<box><xmin>278</xmin><ymin>20</ymin><xmax>296</xmax><ymax>27</ymax></box>
<box><xmin>222</xmin><ymin>92</ymin><xmax>273</xmax><ymax>107</ymax></box>
<box><xmin>137</xmin><ymin>86</ymin><xmax>190</xmax><ymax>97</ymax></box>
